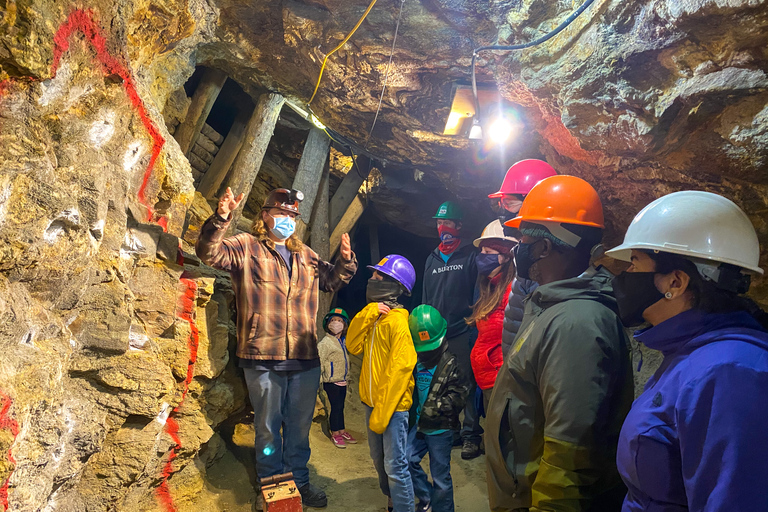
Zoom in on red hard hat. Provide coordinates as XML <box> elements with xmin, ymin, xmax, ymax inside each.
<box><xmin>488</xmin><ymin>159</ymin><xmax>557</xmax><ymax>198</ymax></box>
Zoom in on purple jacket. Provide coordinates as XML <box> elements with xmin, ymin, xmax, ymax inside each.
<box><xmin>618</xmin><ymin>309</ymin><xmax>768</xmax><ymax>511</ymax></box>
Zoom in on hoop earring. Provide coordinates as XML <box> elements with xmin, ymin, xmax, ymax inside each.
<box><xmin>664</xmin><ymin>292</ymin><xmax>673</xmax><ymax>299</ymax></box>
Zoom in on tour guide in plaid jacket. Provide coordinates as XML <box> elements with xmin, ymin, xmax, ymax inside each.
<box><xmin>196</xmin><ymin>187</ymin><xmax>357</xmax><ymax>508</ymax></box>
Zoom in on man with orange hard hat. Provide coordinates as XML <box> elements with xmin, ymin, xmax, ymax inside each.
<box><xmin>485</xmin><ymin>175</ymin><xmax>633</xmax><ymax>512</ymax></box>
<box><xmin>489</xmin><ymin>159</ymin><xmax>557</xmax><ymax>353</ymax></box>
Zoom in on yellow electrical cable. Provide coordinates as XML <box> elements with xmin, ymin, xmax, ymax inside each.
<box><xmin>307</xmin><ymin>0</ymin><xmax>379</xmax><ymax>106</ymax></box>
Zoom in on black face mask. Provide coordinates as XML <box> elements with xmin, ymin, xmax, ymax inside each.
<box><xmin>417</xmin><ymin>343</ymin><xmax>446</xmax><ymax>369</ymax></box>
<box><xmin>513</xmin><ymin>240</ymin><xmax>543</xmax><ymax>281</ymax></box>
<box><xmin>612</xmin><ymin>272</ymin><xmax>665</xmax><ymax>327</ymax></box>
<box><xmin>498</xmin><ymin>210</ymin><xmax>519</xmax><ymax>238</ymax></box>
<box><xmin>366</xmin><ymin>278</ymin><xmax>402</xmax><ymax>304</ymax></box>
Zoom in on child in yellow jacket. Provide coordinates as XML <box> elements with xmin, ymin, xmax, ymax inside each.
<box><xmin>347</xmin><ymin>255</ymin><xmax>417</xmax><ymax>512</ymax></box>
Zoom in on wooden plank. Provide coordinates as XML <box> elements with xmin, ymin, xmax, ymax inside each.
<box><xmin>329</xmin><ymin>160</ymin><xmax>368</xmax><ymax>231</ymax></box>
<box><xmin>197</xmin><ymin>108</ymin><xmax>251</xmax><ymax>199</ymax></box>
<box><xmin>330</xmin><ymin>194</ymin><xmax>365</xmax><ymax>256</ymax></box>
<box><xmin>220</xmin><ymin>93</ymin><xmax>285</xmax><ymax>233</ymax></box>
<box><xmin>196</xmin><ymin>133</ymin><xmax>220</xmax><ymax>155</ymax></box>
<box><xmin>202</xmin><ymin>123</ymin><xmax>224</xmax><ymax>145</ymax></box>
<box><xmin>174</xmin><ymin>68</ymin><xmax>227</xmax><ymax>155</ymax></box>
<box><xmin>311</xmin><ymin>167</ymin><xmax>332</xmax><ymax>336</ymax></box>
<box><xmin>293</xmin><ymin>128</ymin><xmax>331</xmax><ymax>219</ymax></box>
<box><xmin>191</xmin><ymin>143</ymin><xmax>214</xmax><ymax>165</ymax></box>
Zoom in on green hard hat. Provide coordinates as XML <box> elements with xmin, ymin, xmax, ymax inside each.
<box><xmin>433</xmin><ymin>201</ymin><xmax>463</xmax><ymax>220</ymax></box>
<box><xmin>323</xmin><ymin>307</ymin><xmax>350</xmax><ymax>330</ymax></box>
<box><xmin>409</xmin><ymin>305</ymin><xmax>447</xmax><ymax>353</ymax></box>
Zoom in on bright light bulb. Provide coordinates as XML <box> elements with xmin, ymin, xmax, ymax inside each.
<box><xmin>488</xmin><ymin>117</ymin><xmax>513</xmax><ymax>144</ymax></box>
<box><xmin>309</xmin><ymin>114</ymin><xmax>326</xmax><ymax>130</ymax></box>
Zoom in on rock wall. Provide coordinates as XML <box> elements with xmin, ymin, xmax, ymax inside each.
<box><xmin>0</xmin><ymin>4</ymin><xmax>246</xmax><ymax>511</ymax></box>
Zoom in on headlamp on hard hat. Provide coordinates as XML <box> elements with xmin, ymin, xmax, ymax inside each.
<box><xmin>262</xmin><ymin>188</ymin><xmax>304</xmax><ymax>215</ymax></box>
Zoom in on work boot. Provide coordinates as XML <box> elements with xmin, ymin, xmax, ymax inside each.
<box><xmin>461</xmin><ymin>440</ymin><xmax>483</xmax><ymax>460</ymax></box>
<box><xmin>253</xmin><ymin>492</ymin><xmax>264</xmax><ymax>511</ymax></box>
<box><xmin>298</xmin><ymin>483</ymin><xmax>328</xmax><ymax>508</ymax></box>
<box><xmin>415</xmin><ymin>501</ymin><xmax>432</xmax><ymax>512</ymax></box>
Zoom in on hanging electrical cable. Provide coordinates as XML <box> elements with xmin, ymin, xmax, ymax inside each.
<box><xmin>365</xmin><ymin>0</ymin><xmax>406</xmax><ymax>148</ymax></box>
<box><xmin>307</xmin><ymin>0</ymin><xmax>379</xmax><ymax>106</ymax></box>
<box><xmin>470</xmin><ymin>0</ymin><xmax>597</xmax><ymax>137</ymax></box>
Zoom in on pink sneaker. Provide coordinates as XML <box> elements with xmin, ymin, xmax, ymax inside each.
<box><xmin>331</xmin><ymin>433</ymin><xmax>346</xmax><ymax>448</ymax></box>
<box><xmin>340</xmin><ymin>431</ymin><xmax>357</xmax><ymax>444</ymax></box>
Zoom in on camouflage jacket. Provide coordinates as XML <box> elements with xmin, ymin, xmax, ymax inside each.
<box><xmin>409</xmin><ymin>350</ymin><xmax>470</xmax><ymax>433</ymax></box>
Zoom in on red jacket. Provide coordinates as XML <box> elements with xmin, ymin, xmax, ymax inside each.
<box><xmin>470</xmin><ymin>282</ymin><xmax>511</xmax><ymax>390</ymax></box>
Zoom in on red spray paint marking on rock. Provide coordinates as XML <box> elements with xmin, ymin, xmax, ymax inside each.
<box><xmin>0</xmin><ymin>9</ymin><xmax>166</xmax><ymax>227</ymax></box>
<box><xmin>0</xmin><ymin>391</ymin><xmax>20</xmax><ymax>511</ymax></box>
<box><xmin>157</xmin><ymin>274</ymin><xmax>200</xmax><ymax>512</ymax></box>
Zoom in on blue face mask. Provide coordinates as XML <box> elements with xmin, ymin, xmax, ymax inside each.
<box><xmin>476</xmin><ymin>253</ymin><xmax>502</xmax><ymax>276</ymax></box>
<box><xmin>269</xmin><ymin>215</ymin><xmax>296</xmax><ymax>240</ymax></box>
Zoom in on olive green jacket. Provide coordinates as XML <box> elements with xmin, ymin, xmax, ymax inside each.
<box><xmin>485</xmin><ymin>267</ymin><xmax>634</xmax><ymax>512</ymax></box>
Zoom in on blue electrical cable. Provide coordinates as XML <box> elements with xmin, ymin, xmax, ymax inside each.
<box><xmin>470</xmin><ymin>0</ymin><xmax>597</xmax><ymax>121</ymax></box>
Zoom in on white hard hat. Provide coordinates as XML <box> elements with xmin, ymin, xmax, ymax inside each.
<box><xmin>473</xmin><ymin>220</ymin><xmax>519</xmax><ymax>247</ymax></box>
<box><xmin>606</xmin><ymin>191</ymin><xmax>763</xmax><ymax>275</ymax></box>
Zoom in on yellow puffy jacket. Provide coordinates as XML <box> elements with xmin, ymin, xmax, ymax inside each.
<box><xmin>347</xmin><ymin>303</ymin><xmax>416</xmax><ymax>434</ymax></box>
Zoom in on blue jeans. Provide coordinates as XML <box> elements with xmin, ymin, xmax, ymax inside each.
<box><xmin>364</xmin><ymin>405</ymin><xmax>414</xmax><ymax>512</ymax></box>
<box><xmin>243</xmin><ymin>366</ymin><xmax>320</xmax><ymax>487</ymax></box>
<box><xmin>408</xmin><ymin>428</ymin><xmax>455</xmax><ymax>512</ymax></box>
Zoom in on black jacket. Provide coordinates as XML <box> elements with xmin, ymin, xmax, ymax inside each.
<box><xmin>409</xmin><ymin>351</ymin><xmax>470</xmax><ymax>433</ymax></box>
<box><xmin>422</xmin><ymin>243</ymin><xmax>478</xmax><ymax>339</ymax></box>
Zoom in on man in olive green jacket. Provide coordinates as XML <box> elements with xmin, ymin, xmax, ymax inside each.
<box><xmin>486</xmin><ymin>176</ymin><xmax>633</xmax><ymax>512</ymax></box>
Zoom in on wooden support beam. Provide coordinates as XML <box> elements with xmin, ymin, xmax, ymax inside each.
<box><xmin>294</xmin><ymin>129</ymin><xmax>331</xmax><ymax>218</ymax></box>
<box><xmin>329</xmin><ymin>159</ymin><xmax>369</xmax><ymax>231</ymax></box>
<box><xmin>174</xmin><ymin>68</ymin><xmax>227</xmax><ymax>156</ymax></box>
<box><xmin>330</xmin><ymin>193</ymin><xmax>366</xmax><ymax>256</ymax></box>
<box><xmin>311</xmin><ymin>168</ymin><xmax>332</xmax><ymax>335</ymax></box>
<box><xmin>197</xmin><ymin>108</ymin><xmax>251</xmax><ymax>199</ymax></box>
<box><xmin>292</xmin><ymin>128</ymin><xmax>331</xmax><ymax>241</ymax></box>
<box><xmin>221</xmin><ymin>93</ymin><xmax>285</xmax><ymax>233</ymax></box>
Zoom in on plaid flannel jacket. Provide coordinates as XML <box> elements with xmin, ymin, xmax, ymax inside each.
<box><xmin>195</xmin><ymin>214</ymin><xmax>357</xmax><ymax>361</ymax></box>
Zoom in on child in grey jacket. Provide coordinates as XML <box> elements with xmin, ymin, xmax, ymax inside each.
<box><xmin>318</xmin><ymin>308</ymin><xmax>357</xmax><ymax>448</ymax></box>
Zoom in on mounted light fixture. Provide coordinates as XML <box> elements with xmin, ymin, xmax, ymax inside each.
<box><xmin>468</xmin><ymin>0</ymin><xmax>597</xmax><ymax>144</ymax></box>
<box><xmin>284</xmin><ymin>99</ymin><xmax>327</xmax><ymax>130</ymax></box>
<box><xmin>443</xmin><ymin>84</ymin><xmax>502</xmax><ymax>139</ymax></box>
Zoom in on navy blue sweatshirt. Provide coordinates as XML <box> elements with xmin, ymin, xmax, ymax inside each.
<box><xmin>422</xmin><ymin>243</ymin><xmax>478</xmax><ymax>339</ymax></box>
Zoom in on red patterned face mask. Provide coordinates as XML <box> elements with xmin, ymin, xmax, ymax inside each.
<box><xmin>438</xmin><ymin>225</ymin><xmax>461</xmax><ymax>254</ymax></box>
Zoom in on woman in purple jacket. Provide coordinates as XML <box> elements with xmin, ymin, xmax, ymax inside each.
<box><xmin>607</xmin><ymin>191</ymin><xmax>768</xmax><ymax>512</ymax></box>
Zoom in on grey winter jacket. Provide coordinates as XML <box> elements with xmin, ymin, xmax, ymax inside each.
<box><xmin>318</xmin><ymin>334</ymin><xmax>349</xmax><ymax>383</ymax></box>
<box><xmin>485</xmin><ymin>267</ymin><xmax>633</xmax><ymax>512</ymax></box>
<box><xmin>500</xmin><ymin>277</ymin><xmax>538</xmax><ymax>356</ymax></box>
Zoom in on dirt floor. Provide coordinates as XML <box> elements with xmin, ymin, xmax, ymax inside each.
<box><xmin>184</xmin><ymin>356</ymin><xmax>490</xmax><ymax>511</ymax></box>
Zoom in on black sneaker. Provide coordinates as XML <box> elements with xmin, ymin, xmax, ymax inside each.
<box><xmin>416</xmin><ymin>502</ymin><xmax>433</xmax><ymax>512</ymax></box>
<box><xmin>298</xmin><ymin>483</ymin><xmax>328</xmax><ymax>508</ymax></box>
<box><xmin>461</xmin><ymin>440</ymin><xmax>483</xmax><ymax>460</ymax></box>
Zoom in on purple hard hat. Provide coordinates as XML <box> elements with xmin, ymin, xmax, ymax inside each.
<box><xmin>367</xmin><ymin>254</ymin><xmax>416</xmax><ymax>294</ymax></box>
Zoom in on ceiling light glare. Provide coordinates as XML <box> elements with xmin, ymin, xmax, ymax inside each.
<box><xmin>488</xmin><ymin>117</ymin><xmax>514</xmax><ymax>144</ymax></box>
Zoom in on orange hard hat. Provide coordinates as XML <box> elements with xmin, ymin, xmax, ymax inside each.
<box><xmin>504</xmin><ymin>175</ymin><xmax>604</xmax><ymax>229</ymax></box>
